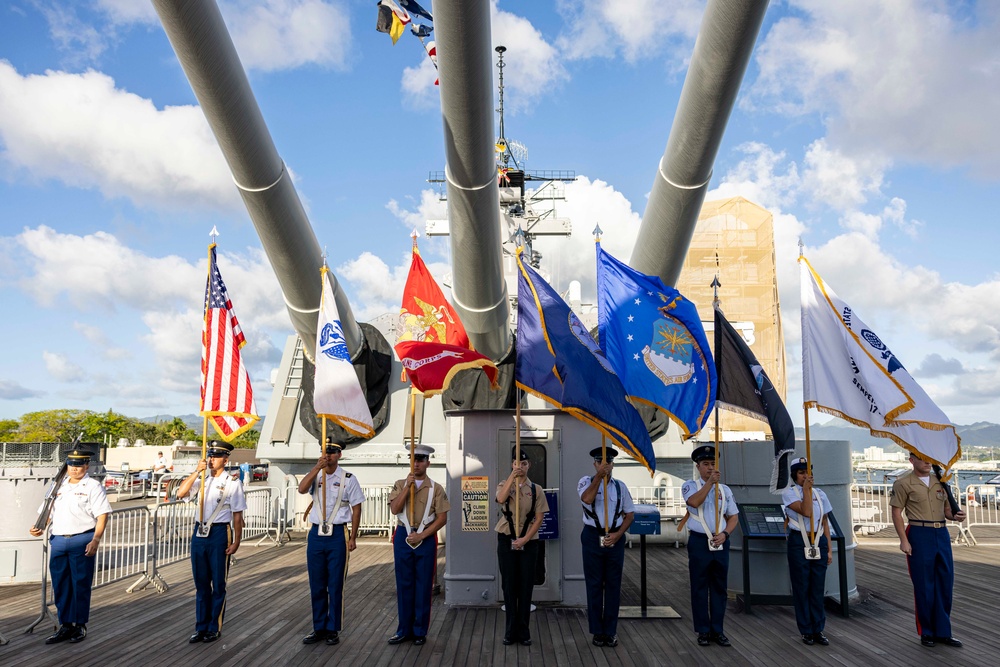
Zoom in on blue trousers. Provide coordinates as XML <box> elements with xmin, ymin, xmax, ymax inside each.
<box><xmin>392</xmin><ymin>526</ymin><xmax>436</xmax><ymax>637</ymax></box>
<box><xmin>906</xmin><ymin>525</ymin><xmax>954</xmax><ymax>638</ymax></box>
<box><xmin>687</xmin><ymin>532</ymin><xmax>730</xmax><ymax>634</ymax></box>
<box><xmin>49</xmin><ymin>530</ymin><xmax>97</xmax><ymax>626</ymax></box>
<box><xmin>307</xmin><ymin>524</ymin><xmax>349</xmax><ymax>633</ymax></box>
<box><xmin>580</xmin><ymin>525</ymin><xmax>625</xmax><ymax>636</ymax></box>
<box><xmin>787</xmin><ymin>532</ymin><xmax>829</xmax><ymax>634</ymax></box>
<box><xmin>190</xmin><ymin>524</ymin><xmax>232</xmax><ymax>633</ymax></box>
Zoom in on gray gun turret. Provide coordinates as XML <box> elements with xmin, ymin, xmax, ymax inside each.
<box><xmin>630</xmin><ymin>0</ymin><xmax>770</xmax><ymax>286</ymax></box>
<box><xmin>151</xmin><ymin>0</ymin><xmax>360</xmax><ymax>359</ymax></box>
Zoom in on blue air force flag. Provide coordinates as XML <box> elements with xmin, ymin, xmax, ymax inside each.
<box><xmin>314</xmin><ymin>268</ymin><xmax>374</xmax><ymax>438</ymax></box>
<box><xmin>516</xmin><ymin>250</ymin><xmax>655</xmax><ymax>473</ymax></box>
<box><xmin>800</xmin><ymin>257</ymin><xmax>960</xmax><ymax>469</ymax></box>
<box><xmin>596</xmin><ymin>244</ymin><xmax>716</xmax><ymax>438</ymax></box>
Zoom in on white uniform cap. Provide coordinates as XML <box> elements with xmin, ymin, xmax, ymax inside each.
<box><xmin>407</xmin><ymin>443</ymin><xmax>435</xmax><ymax>457</ymax></box>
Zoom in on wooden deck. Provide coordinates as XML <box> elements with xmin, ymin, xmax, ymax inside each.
<box><xmin>2</xmin><ymin>537</ymin><xmax>998</xmax><ymax>666</ymax></box>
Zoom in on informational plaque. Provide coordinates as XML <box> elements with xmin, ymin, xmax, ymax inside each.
<box><xmin>460</xmin><ymin>476</ymin><xmax>490</xmax><ymax>531</ymax></box>
<box><xmin>737</xmin><ymin>503</ymin><xmax>787</xmax><ymax>537</ymax></box>
<box><xmin>537</xmin><ymin>492</ymin><xmax>559</xmax><ymax>540</ymax></box>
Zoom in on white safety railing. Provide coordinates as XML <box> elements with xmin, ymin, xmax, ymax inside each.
<box><xmin>93</xmin><ymin>506</ymin><xmax>150</xmax><ymax>589</ymax></box>
<box><xmin>360</xmin><ymin>485</ymin><xmax>395</xmax><ymax>537</ymax></box>
<box><xmin>243</xmin><ymin>487</ymin><xmax>280</xmax><ymax>545</ymax></box>
<box><xmin>962</xmin><ymin>484</ymin><xmax>1000</xmax><ymax>532</ymax></box>
<box><xmin>850</xmin><ymin>483</ymin><xmax>895</xmax><ymax>535</ymax></box>
<box><xmin>629</xmin><ymin>484</ymin><xmax>688</xmax><ymax>519</ymax></box>
<box><xmin>103</xmin><ymin>471</ymin><xmax>150</xmax><ymax>502</ymax></box>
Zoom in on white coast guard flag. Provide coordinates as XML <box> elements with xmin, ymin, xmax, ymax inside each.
<box><xmin>314</xmin><ymin>268</ymin><xmax>374</xmax><ymax>438</ymax></box>
<box><xmin>800</xmin><ymin>257</ymin><xmax>960</xmax><ymax>469</ymax></box>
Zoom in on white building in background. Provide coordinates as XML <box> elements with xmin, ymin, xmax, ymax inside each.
<box><xmin>863</xmin><ymin>446</ymin><xmax>906</xmax><ymax>462</ymax></box>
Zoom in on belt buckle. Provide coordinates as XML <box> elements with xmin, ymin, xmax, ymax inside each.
<box><xmin>933</xmin><ymin>521</ymin><xmax>942</xmax><ymax>529</ymax></box>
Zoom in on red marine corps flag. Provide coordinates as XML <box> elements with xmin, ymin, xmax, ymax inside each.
<box><xmin>200</xmin><ymin>242</ymin><xmax>259</xmax><ymax>440</ymax></box>
<box><xmin>394</xmin><ymin>237</ymin><xmax>499</xmax><ymax>395</ymax></box>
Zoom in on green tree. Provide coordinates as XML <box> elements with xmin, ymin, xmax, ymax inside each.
<box><xmin>0</xmin><ymin>419</ymin><xmax>19</xmax><ymax>440</ymax></box>
<box><xmin>17</xmin><ymin>409</ymin><xmax>89</xmax><ymax>442</ymax></box>
<box><xmin>81</xmin><ymin>409</ymin><xmax>131</xmax><ymax>445</ymax></box>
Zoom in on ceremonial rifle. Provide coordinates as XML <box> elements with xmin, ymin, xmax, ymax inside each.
<box><xmin>32</xmin><ymin>432</ymin><xmax>83</xmax><ymax>532</ymax></box>
<box><xmin>932</xmin><ymin>465</ymin><xmax>962</xmax><ymax>517</ymax></box>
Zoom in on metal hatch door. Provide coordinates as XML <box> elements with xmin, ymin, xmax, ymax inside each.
<box><xmin>496</xmin><ymin>428</ymin><xmax>561</xmax><ymax>602</ymax></box>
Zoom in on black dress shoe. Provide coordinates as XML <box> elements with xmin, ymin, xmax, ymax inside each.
<box><xmin>921</xmin><ymin>636</ymin><xmax>936</xmax><ymax>647</ymax></box>
<box><xmin>387</xmin><ymin>633</ymin><xmax>411</xmax><ymax>645</ymax></box>
<box><xmin>937</xmin><ymin>637</ymin><xmax>962</xmax><ymax>647</ymax></box>
<box><xmin>604</xmin><ymin>635</ymin><xmax>618</xmax><ymax>648</ymax></box>
<box><xmin>593</xmin><ymin>634</ymin><xmax>606</xmax><ymax>647</ymax></box>
<box><xmin>45</xmin><ymin>625</ymin><xmax>75</xmax><ymax>644</ymax></box>
<box><xmin>413</xmin><ymin>636</ymin><xmax>426</xmax><ymax>646</ymax></box>
<box><xmin>697</xmin><ymin>633</ymin><xmax>711</xmax><ymax>646</ymax></box>
<box><xmin>68</xmin><ymin>625</ymin><xmax>87</xmax><ymax>643</ymax></box>
<box><xmin>325</xmin><ymin>631</ymin><xmax>340</xmax><ymax>645</ymax></box>
<box><xmin>714</xmin><ymin>633</ymin><xmax>731</xmax><ymax>647</ymax></box>
<box><xmin>202</xmin><ymin>631</ymin><xmax>220</xmax><ymax>643</ymax></box>
<box><xmin>302</xmin><ymin>630</ymin><xmax>325</xmax><ymax>644</ymax></box>
<box><xmin>813</xmin><ymin>632</ymin><xmax>829</xmax><ymax>646</ymax></box>
<box><xmin>801</xmin><ymin>634</ymin><xmax>815</xmax><ymax>645</ymax></box>
<box><xmin>520</xmin><ymin>638</ymin><xmax>532</xmax><ymax>646</ymax></box>
<box><xmin>502</xmin><ymin>636</ymin><xmax>514</xmax><ymax>646</ymax></box>
<box><xmin>188</xmin><ymin>631</ymin><xmax>207</xmax><ymax>644</ymax></box>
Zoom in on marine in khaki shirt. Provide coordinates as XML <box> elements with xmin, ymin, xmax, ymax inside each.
<box><xmin>386</xmin><ymin>444</ymin><xmax>449</xmax><ymax>646</ymax></box>
<box><xmin>889</xmin><ymin>452</ymin><xmax>965</xmax><ymax>649</ymax></box>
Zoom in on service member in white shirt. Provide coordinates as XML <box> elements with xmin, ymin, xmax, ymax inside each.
<box><xmin>177</xmin><ymin>440</ymin><xmax>246</xmax><ymax>644</ymax></box>
<box><xmin>29</xmin><ymin>448</ymin><xmax>112</xmax><ymax>644</ymax></box>
<box><xmin>297</xmin><ymin>437</ymin><xmax>364</xmax><ymax>646</ymax></box>
<box><xmin>682</xmin><ymin>445</ymin><xmax>739</xmax><ymax>648</ymax></box>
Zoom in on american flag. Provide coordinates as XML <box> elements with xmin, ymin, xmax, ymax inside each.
<box><xmin>201</xmin><ymin>245</ymin><xmax>258</xmax><ymax>440</ymax></box>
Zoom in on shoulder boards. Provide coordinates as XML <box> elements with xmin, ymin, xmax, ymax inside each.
<box><xmin>345</xmin><ymin>472</ymin><xmax>353</xmax><ymax>478</ymax></box>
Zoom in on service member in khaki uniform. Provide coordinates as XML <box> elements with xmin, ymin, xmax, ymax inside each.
<box><xmin>890</xmin><ymin>452</ymin><xmax>965</xmax><ymax>648</ymax></box>
<box><xmin>387</xmin><ymin>444</ymin><xmax>449</xmax><ymax>646</ymax></box>
<box><xmin>495</xmin><ymin>447</ymin><xmax>549</xmax><ymax>646</ymax></box>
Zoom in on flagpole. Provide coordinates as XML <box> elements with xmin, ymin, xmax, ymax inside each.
<box><xmin>199</xmin><ymin>416</ymin><xmax>208</xmax><ymax>525</ymax></box>
<box><xmin>409</xmin><ymin>389</ymin><xmax>417</xmax><ymax>527</ymax></box>
<box><xmin>601</xmin><ymin>434</ymin><xmax>609</xmax><ymax>539</ymax></box>
<box><xmin>712</xmin><ymin>273</ymin><xmax>722</xmax><ymax>535</ymax></box>
<box><xmin>515</xmin><ymin>394</ymin><xmax>521</xmax><ymax>527</ymax></box>
<box><xmin>804</xmin><ymin>404</ymin><xmax>815</xmax><ymax>539</ymax></box>
<box><xmin>321</xmin><ymin>418</ymin><xmax>328</xmax><ymax>529</ymax></box>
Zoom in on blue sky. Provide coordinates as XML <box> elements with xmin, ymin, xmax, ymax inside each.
<box><xmin>1</xmin><ymin>0</ymin><xmax>999</xmax><ymax>428</ymax></box>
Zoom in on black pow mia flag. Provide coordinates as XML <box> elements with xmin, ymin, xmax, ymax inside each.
<box><xmin>714</xmin><ymin>306</ymin><xmax>796</xmax><ymax>494</ymax></box>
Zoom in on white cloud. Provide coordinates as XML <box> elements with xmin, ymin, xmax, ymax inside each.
<box><xmin>800</xmin><ymin>139</ymin><xmax>885</xmax><ymax>211</ymax></box>
<box><xmin>750</xmin><ymin>1</ymin><xmax>1000</xmax><ymax>177</ymax></box>
<box><xmin>43</xmin><ymin>351</ymin><xmax>87</xmax><ymax>383</ymax></box>
<box><xmin>0</xmin><ymin>62</ymin><xmax>238</xmax><ymax>209</ymax></box>
<box><xmin>556</xmin><ymin>0</ymin><xmax>703</xmax><ymax>63</ymax></box>
<box><xmin>73</xmin><ymin>322</ymin><xmax>131</xmax><ymax>360</ymax></box>
<box><xmin>3</xmin><ymin>226</ymin><xmax>287</xmax><ymax>401</ymax></box>
<box><xmin>37</xmin><ymin>2</ymin><xmax>110</xmax><ymax>66</ymax></box>
<box><xmin>402</xmin><ymin>2</ymin><xmax>568</xmax><ymax>112</ymax></box>
<box><xmin>96</xmin><ymin>0</ymin><xmax>158</xmax><ymax>23</ymax></box>
<box><xmin>386</xmin><ymin>188</ymin><xmax>448</xmax><ymax>232</ymax></box>
<box><xmin>220</xmin><ymin>0</ymin><xmax>352</xmax><ymax>72</ymax></box>
<box><xmin>336</xmin><ymin>251</ymin><xmax>411</xmax><ymax>321</ymax></box>
<box><xmin>0</xmin><ymin>379</ymin><xmax>44</xmax><ymax>400</ymax></box>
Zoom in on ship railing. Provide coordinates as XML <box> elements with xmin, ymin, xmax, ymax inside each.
<box><xmin>961</xmin><ymin>484</ymin><xmax>1000</xmax><ymax>544</ymax></box>
<box><xmin>103</xmin><ymin>470</ymin><xmax>151</xmax><ymax>502</ymax></box>
<box><xmin>93</xmin><ymin>506</ymin><xmax>151</xmax><ymax>590</ymax></box>
<box><xmin>359</xmin><ymin>485</ymin><xmax>396</xmax><ymax>538</ymax></box>
<box><xmin>243</xmin><ymin>486</ymin><xmax>280</xmax><ymax>546</ymax></box>
<box><xmin>850</xmin><ymin>483</ymin><xmax>896</xmax><ymax>535</ymax></box>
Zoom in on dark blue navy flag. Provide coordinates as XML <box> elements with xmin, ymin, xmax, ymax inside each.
<box><xmin>397</xmin><ymin>0</ymin><xmax>433</xmax><ymax>22</ymax></box>
<box><xmin>714</xmin><ymin>306</ymin><xmax>796</xmax><ymax>494</ymax></box>
<box><xmin>596</xmin><ymin>244</ymin><xmax>716</xmax><ymax>438</ymax></box>
<box><xmin>515</xmin><ymin>250</ymin><xmax>655</xmax><ymax>473</ymax></box>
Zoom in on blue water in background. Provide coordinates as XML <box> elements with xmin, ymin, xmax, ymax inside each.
<box><xmin>853</xmin><ymin>468</ymin><xmax>999</xmax><ymax>492</ymax></box>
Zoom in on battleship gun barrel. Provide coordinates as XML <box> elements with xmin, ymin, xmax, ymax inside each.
<box><xmin>630</xmin><ymin>0</ymin><xmax>769</xmax><ymax>286</ymax></box>
<box><xmin>434</xmin><ymin>0</ymin><xmax>511</xmax><ymax>361</ymax></box>
<box><xmin>151</xmin><ymin>0</ymin><xmax>361</xmax><ymax>357</ymax></box>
